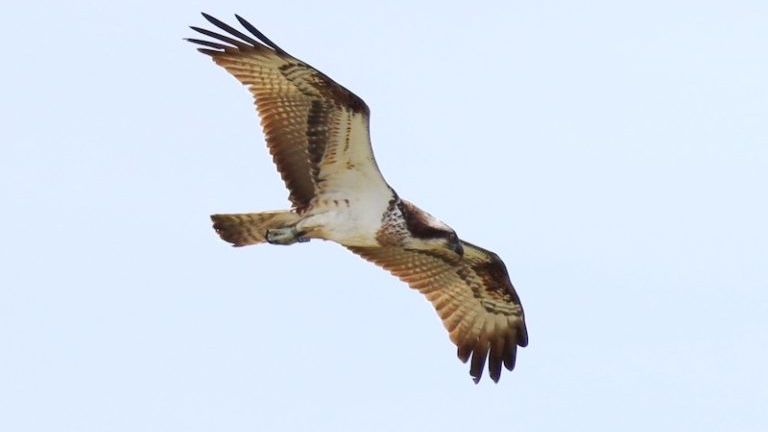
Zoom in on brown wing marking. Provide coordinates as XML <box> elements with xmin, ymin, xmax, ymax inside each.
<box><xmin>346</xmin><ymin>241</ymin><xmax>527</xmax><ymax>383</ymax></box>
<box><xmin>187</xmin><ymin>13</ymin><xmax>369</xmax><ymax>211</ymax></box>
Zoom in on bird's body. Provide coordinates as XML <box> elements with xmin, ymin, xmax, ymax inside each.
<box><xmin>188</xmin><ymin>13</ymin><xmax>528</xmax><ymax>383</ymax></box>
<box><xmin>299</xmin><ymin>197</ymin><xmax>391</xmax><ymax>247</ymax></box>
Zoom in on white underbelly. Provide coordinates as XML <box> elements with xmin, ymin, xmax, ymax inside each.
<box><xmin>298</xmin><ymin>197</ymin><xmax>388</xmax><ymax>247</ymax></box>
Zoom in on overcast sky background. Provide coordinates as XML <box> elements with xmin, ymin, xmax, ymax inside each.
<box><xmin>1</xmin><ymin>0</ymin><xmax>767</xmax><ymax>430</ymax></box>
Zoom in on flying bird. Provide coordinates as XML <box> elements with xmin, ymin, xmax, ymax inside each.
<box><xmin>187</xmin><ymin>13</ymin><xmax>528</xmax><ymax>383</ymax></box>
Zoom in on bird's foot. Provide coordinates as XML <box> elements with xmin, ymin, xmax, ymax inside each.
<box><xmin>266</xmin><ymin>226</ymin><xmax>309</xmax><ymax>245</ymax></box>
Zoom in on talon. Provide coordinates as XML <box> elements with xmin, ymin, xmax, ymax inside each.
<box><xmin>265</xmin><ymin>226</ymin><xmax>309</xmax><ymax>245</ymax></box>
<box><xmin>266</xmin><ymin>227</ymin><xmax>296</xmax><ymax>245</ymax></box>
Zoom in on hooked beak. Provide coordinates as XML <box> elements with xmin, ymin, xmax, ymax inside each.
<box><xmin>451</xmin><ymin>240</ymin><xmax>464</xmax><ymax>258</ymax></box>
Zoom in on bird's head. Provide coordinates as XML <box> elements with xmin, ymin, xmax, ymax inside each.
<box><xmin>398</xmin><ymin>200</ymin><xmax>464</xmax><ymax>261</ymax></box>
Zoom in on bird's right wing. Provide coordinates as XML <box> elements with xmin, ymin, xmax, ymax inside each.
<box><xmin>188</xmin><ymin>14</ymin><xmax>391</xmax><ymax>211</ymax></box>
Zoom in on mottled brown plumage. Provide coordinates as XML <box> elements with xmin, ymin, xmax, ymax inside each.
<box><xmin>347</xmin><ymin>242</ymin><xmax>527</xmax><ymax>383</ymax></box>
<box><xmin>189</xmin><ymin>13</ymin><xmax>369</xmax><ymax>211</ymax></box>
<box><xmin>188</xmin><ymin>13</ymin><xmax>528</xmax><ymax>383</ymax></box>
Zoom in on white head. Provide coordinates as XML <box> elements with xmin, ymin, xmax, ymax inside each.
<box><xmin>398</xmin><ymin>200</ymin><xmax>463</xmax><ymax>259</ymax></box>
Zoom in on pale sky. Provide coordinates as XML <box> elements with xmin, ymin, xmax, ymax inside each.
<box><xmin>1</xmin><ymin>1</ymin><xmax>767</xmax><ymax>431</ymax></box>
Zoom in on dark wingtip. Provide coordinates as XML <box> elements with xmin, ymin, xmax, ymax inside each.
<box><xmin>200</xmin><ymin>12</ymin><xmax>226</xmax><ymax>29</ymax></box>
<box><xmin>196</xmin><ymin>48</ymin><xmax>222</xmax><ymax>57</ymax></box>
<box><xmin>186</xmin><ymin>38</ymin><xmax>230</xmax><ymax>51</ymax></box>
<box><xmin>234</xmin><ymin>14</ymin><xmax>286</xmax><ymax>54</ymax></box>
<box><xmin>469</xmin><ymin>345</ymin><xmax>489</xmax><ymax>384</ymax></box>
<box><xmin>518</xmin><ymin>325</ymin><xmax>529</xmax><ymax>347</ymax></box>
<box><xmin>503</xmin><ymin>343</ymin><xmax>518</xmax><ymax>371</ymax></box>
<box><xmin>457</xmin><ymin>344</ymin><xmax>472</xmax><ymax>363</ymax></box>
<box><xmin>197</xmin><ymin>12</ymin><xmax>262</xmax><ymax>48</ymax></box>
<box><xmin>488</xmin><ymin>354</ymin><xmax>503</xmax><ymax>383</ymax></box>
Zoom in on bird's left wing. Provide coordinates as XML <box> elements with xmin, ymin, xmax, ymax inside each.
<box><xmin>346</xmin><ymin>241</ymin><xmax>528</xmax><ymax>383</ymax></box>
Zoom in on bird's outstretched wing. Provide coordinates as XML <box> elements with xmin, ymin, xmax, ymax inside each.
<box><xmin>187</xmin><ymin>14</ymin><xmax>390</xmax><ymax>211</ymax></box>
<box><xmin>346</xmin><ymin>241</ymin><xmax>528</xmax><ymax>383</ymax></box>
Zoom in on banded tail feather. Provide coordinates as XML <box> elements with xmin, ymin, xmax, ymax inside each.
<box><xmin>211</xmin><ymin>211</ymin><xmax>300</xmax><ymax>247</ymax></box>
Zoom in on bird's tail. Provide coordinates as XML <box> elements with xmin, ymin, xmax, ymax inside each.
<box><xmin>210</xmin><ymin>211</ymin><xmax>301</xmax><ymax>247</ymax></box>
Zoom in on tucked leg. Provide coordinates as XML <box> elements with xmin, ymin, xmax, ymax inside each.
<box><xmin>265</xmin><ymin>226</ymin><xmax>310</xmax><ymax>245</ymax></box>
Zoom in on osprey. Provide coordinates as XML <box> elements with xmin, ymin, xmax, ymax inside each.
<box><xmin>188</xmin><ymin>13</ymin><xmax>528</xmax><ymax>383</ymax></box>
